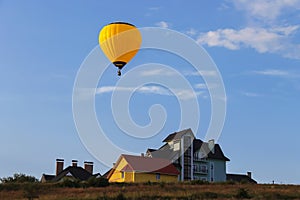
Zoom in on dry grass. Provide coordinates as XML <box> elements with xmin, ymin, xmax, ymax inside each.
<box><xmin>1</xmin><ymin>182</ymin><xmax>300</xmax><ymax>200</ymax></box>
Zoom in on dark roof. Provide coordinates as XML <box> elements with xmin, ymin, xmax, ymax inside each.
<box><xmin>41</xmin><ymin>174</ymin><xmax>55</xmax><ymax>181</ymax></box>
<box><xmin>52</xmin><ymin>166</ymin><xmax>94</xmax><ymax>182</ymax></box>
<box><xmin>193</xmin><ymin>139</ymin><xmax>230</xmax><ymax>161</ymax></box>
<box><xmin>121</xmin><ymin>154</ymin><xmax>180</xmax><ymax>175</ymax></box>
<box><xmin>162</xmin><ymin>128</ymin><xmax>193</xmax><ymax>142</ymax></box>
<box><xmin>102</xmin><ymin>169</ymin><xmax>112</xmax><ymax>178</ymax></box>
<box><xmin>149</xmin><ymin>138</ymin><xmax>229</xmax><ymax>162</ymax></box>
<box><xmin>147</xmin><ymin>148</ymin><xmax>157</xmax><ymax>152</ymax></box>
<box><xmin>150</xmin><ymin>143</ymin><xmax>180</xmax><ymax>161</ymax></box>
<box><xmin>226</xmin><ymin>174</ymin><xmax>257</xmax><ymax>184</ymax></box>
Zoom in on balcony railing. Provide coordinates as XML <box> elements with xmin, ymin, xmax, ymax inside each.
<box><xmin>194</xmin><ymin>169</ymin><xmax>208</xmax><ymax>174</ymax></box>
<box><xmin>193</xmin><ymin>156</ymin><xmax>208</xmax><ymax>162</ymax></box>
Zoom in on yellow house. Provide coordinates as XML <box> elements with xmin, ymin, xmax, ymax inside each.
<box><xmin>107</xmin><ymin>154</ymin><xmax>179</xmax><ymax>183</ymax></box>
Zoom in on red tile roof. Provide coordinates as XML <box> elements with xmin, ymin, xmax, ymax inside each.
<box><xmin>121</xmin><ymin>154</ymin><xmax>179</xmax><ymax>175</ymax></box>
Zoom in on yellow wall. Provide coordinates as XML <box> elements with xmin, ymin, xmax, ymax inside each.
<box><xmin>134</xmin><ymin>173</ymin><xmax>178</xmax><ymax>183</ymax></box>
<box><xmin>109</xmin><ymin>158</ymin><xmax>131</xmax><ymax>182</ymax></box>
<box><xmin>108</xmin><ymin>156</ymin><xmax>178</xmax><ymax>183</ymax></box>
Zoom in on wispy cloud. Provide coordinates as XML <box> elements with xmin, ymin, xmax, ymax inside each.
<box><xmin>241</xmin><ymin>91</ymin><xmax>263</xmax><ymax>97</ymax></box>
<box><xmin>96</xmin><ymin>85</ymin><xmax>207</xmax><ymax>100</ymax></box>
<box><xmin>140</xmin><ymin>68</ymin><xmax>177</xmax><ymax>77</ymax></box>
<box><xmin>155</xmin><ymin>21</ymin><xmax>170</xmax><ymax>29</ymax></box>
<box><xmin>184</xmin><ymin>70</ymin><xmax>218</xmax><ymax>77</ymax></box>
<box><xmin>251</xmin><ymin>69</ymin><xmax>300</xmax><ymax>78</ymax></box>
<box><xmin>193</xmin><ymin>0</ymin><xmax>300</xmax><ymax>59</ymax></box>
<box><xmin>232</xmin><ymin>0</ymin><xmax>300</xmax><ymax>21</ymax></box>
<box><xmin>197</xmin><ymin>26</ymin><xmax>300</xmax><ymax>59</ymax></box>
<box><xmin>139</xmin><ymin>68</ymin><xmax>219</xmax><ymax>78</ymax></box>
<box><xmin>252</xmin><ymin>69</ymin><xmax>290</xmax><ymax>76</ymax></box>
<box><xmin>186</xmin><ymin>28</ymin><xmax>197</xmax><ymax>36</ymax></box>
<box><xmin>194</xmin><ymin>83</ymin><xmax>207</xmax><ymax>89</ymax></box>
<box><xmin>148</xmin><ymin>6</ymin><xmax>161</xmax><ymax>11</ymax></box>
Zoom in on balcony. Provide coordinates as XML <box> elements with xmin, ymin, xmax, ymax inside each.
<box><xmin>193</xmin><ymin>156</ymin><xmax>208</xmax><ymax>162</ymax></box>
<box><xmin>193</xmin><ymin>164</ymin><xmax>208</xmax><ymax>174</ymax></box>
<box><xmin>194</xmin><ymin>169</ymin><xmax>208</xmax><ymax>174</ymax></box>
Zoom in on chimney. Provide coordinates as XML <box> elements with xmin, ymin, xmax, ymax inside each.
<box><xmin>84</xmin><ymin>161</ymin><xmax>93</xmax><ymax>174</ymax></box>
<box><xmin>56</xmin><ymin>159</ymin><xmax>64</xmax><ymax>176</ymax></box>
<box><xmin>247</xmin><ymin>171</ymin><xmax>252</xmax><ymax>179</ymax></box>
<box><xmin>208</xmin><ymin>139</ymin><xmax>215</xmax><ymax>154</ymax></box>
<box><xmin>72</xmin><ymin>160</ymin><xmax>78</xmax><ymax>167</ymax></box>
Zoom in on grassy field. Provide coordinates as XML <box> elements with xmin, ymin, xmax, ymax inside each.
<box><xmin>1</xmin><ymin>182</ymin><xmax>300</xmax><ymax>200</ymax></box>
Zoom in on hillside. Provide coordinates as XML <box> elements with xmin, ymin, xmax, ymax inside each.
<box><xmin>1</xmin><ymin>182</ymin><xmax>300</xmax><ymax>200</ymax></box>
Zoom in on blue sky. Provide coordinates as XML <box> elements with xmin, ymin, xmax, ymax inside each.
<box><xmin>1</xmin><ymin>0</ymin><xmax>300</xmax><ymax>184</ymax></box>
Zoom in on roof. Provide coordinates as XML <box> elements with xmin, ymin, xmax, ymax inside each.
<box><xmin>41</xmin><ymin>174</ymin><xmax>55</xmax><ymax>181</ymax></box>
<box><xmin>113</xmin><ymin>154</ymin><xmax>180</xmax><ymax>176</ymax></box>
<box><xmin>52</xmin><ymin>166</ymin><xmax>95</xmax><ymax>182</ymax></box>
<box><xmin>226</xmin><ymin>174</ymin><xmax>257</xmax><ymax>184</ymax></box>
<box><xmin>149</xmin><ymin>138</ymin><xmax>229</xmax><ymax>162</ymax></box>
<box><xmin>149</xmin><ymin>143</ymin><xmax>180</xmax><ymax>161</ymax></box>
<box><xmin>146</xmin><ymin>148</ymin><xmax>157</xmax><ymax>152</ymax></box>
<box><xmin>102</xmin><ymin>168</ymin><xmax>112</xmax><ymax>178</ymax></box>
<box><xmin>193</xmin><ymin>139</ymin><xmax>230</xmax><ymax>161</ymax></box>
<box><xmin>162</xmin><ymin>128</ymin><xmax>193</xmax><ymax>142</ymax></box>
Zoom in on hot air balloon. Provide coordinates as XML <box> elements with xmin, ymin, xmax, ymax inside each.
<box><xmin>99</xmin><ymin>22</ymin><xmax>142</xmax><ymax>76</ymax></box>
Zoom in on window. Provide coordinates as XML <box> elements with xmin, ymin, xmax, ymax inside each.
<box><xmin>200</xmin><ymin>165</ymin><xmax>208</xmax><ymax>173</ymax></box>
<box><xmin>121</xmin><ymin>172</ymin><xmax>124</xmax><ymax>179</ymax></box>
<box><xmin>156</xmin><ymin>173</ymin><xmax>160</xmax><ymax>180</ymax></box>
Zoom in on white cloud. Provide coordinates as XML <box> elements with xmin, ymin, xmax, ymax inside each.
<box><xmin>96</xmin><ymin>85</ymin><xmax>206</xmax><ymax>100</ymax></box>
<box><xmin>184</xmin><ymin>70</ymin><xmax>218</xmax><ymax>77</ymax></box>
<box><xmin>241</xmin><ymin>91</ymin><xmax>263</xmax><ymax>97</ymax></box>
<box><xmin>155</xmin><ymin>21</ymin><xmax>170</xmax><ymax>28</ymax></box>
<box><xmin>197</xmin><ymin>26</ymin><xmax>300</xmax><ymax>58</ymax></box>
<box><xmin>140</xmin><ymin>68</ymin><xmax>177</xmax><ymax>77</ymax></box>
<box><xmin>251</xmin><ymin>69</ymin><xmax>300</xmax><ymax>78</ymax></box>
<box><xmin>139</xmin><ymin>68</ymin><xmax>219</xmax><ymax>78</ymax></box>
<box><xmin>232</xmin><ymin>0</ymin><xmax>300</xmax><ymax>21</ymax></box>
<box><xmin>148</xmin><ymin>6</ymin><xmax>161</xmax><ymax>11</ymax></box>
<box><xmin>186</xmin><ymin>28</ymin><xmax>197</xmax><ymax>36</ymax></box>
<box><xmin>252</xmin><ymin>69</ymin><xmax>290</xmax><ymax>76</ymax></box>
<box><xmin>194</xmin><ymin>83</ymin><xmax>207</xmax><ymax>89</ymax></box>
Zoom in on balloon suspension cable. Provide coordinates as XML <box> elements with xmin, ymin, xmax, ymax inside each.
<box><xmin>117</xmin><ymin>69</ymin><xmax>121</xmax><ymax>76</ymax></box>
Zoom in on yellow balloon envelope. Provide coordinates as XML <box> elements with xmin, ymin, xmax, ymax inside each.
<box><xmin>99</xmin><ymin>22</ymin><xmax>142</xmax><ymax>76</ymax></box>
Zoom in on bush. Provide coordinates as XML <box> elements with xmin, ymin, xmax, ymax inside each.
<box><xmin>23</xmin><ymin>183</ymin><xmax>40</xmax><ymax>200</ymax></box>
<box><xmin>87</xmin><ymin>177</ymin><xmax>109</xmax><ymax>187</ymax></box>
<box><xmin>190</xmin><ymin>179</ymin><xmax>209</xmax><ymax>185</ymax></box>
<box><xmin>0</xmin><ymin>173</ymin><xmax>38</xmax><ymax>183</ymax></box>
<box><xmin>59</xmin><ymin>178</ymin><xmax>80</xmax><ymax>188</ymax></box>
<box><xmin>235</xmin><ymin>188</ymin><xmax>252</xmax><ymax>199</ymax></box>
<box><xmin>116</xmin><ymin>192</ymin><xmax>126</xmax><ymax>200</ymax></box>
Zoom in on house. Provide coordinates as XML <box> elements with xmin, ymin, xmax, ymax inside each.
<box><xmin>226</xmin><ymin>172</ymin><xmax>257</xmax><ymax>184</ymax></box>
<box><xmin>41</xmin><ymin>159</ymin><xmax>100</xmax><ymax>183</ymax></box>
<box><xmin>107</xmin><ymin>154</ymin><xmax>180</xmax><ymax>183</ymax></box>
<box><xmin>146</xmin><ymin>128</ymin><xmax>230</xmax><ymax>182</ymax></box>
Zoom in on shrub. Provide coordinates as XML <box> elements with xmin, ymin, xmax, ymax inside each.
<box><xmin>190</xmin><ymin>179</ymin><xmax>209</xmax><ymax>185</ymax></box>
<box><xmin>235</xmin><ymin>188</ymin><xmax>252</xmax><ymax>199</ymax></box>
<box><xmin>116</xmin><ymin>192</ymin><xmax>126</xmax><ymax>200</ymax></box>
<box><xmin>59</xmin><ymin>178</ymin><xmax>80</xmax><ymax>188</ymax></box>
<box><xmin>0</xmin><ymin>173</ymin><xmax>38</xmax><ymax>183</ymax></box>
<box><xmin>23</xmin><ymin>183</ymin><xmax>40</xmax><ymax>200</ymax></box>
<box><xmin>87</xmin><ymin>177</ymin><xmax>109</xmax><ymax>187</ymax></box>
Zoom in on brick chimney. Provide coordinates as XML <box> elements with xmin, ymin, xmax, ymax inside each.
<box><xmin>72</xmin><ymin>160</ymin><xmax>78</xmax><ymax>167</ymax></box>
<box><xmin>84</xmin><ymin>161</ymin><xmax>93</xmax><ymax>174</ymax></box>
<box><xmin>56</xmin><ymin>159</ymin><xmax>64</xmax><ymax>176</ymax></box>
<box><xmin>247</xmin><ymin>171</ymin><xmax>252</xmax><ymax>179</ymax></box>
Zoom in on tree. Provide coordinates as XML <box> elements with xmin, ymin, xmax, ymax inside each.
<box><xmin>0</xmin><ymin>173</ymin><xmax>38</xmax><ymax>183</ymax></box>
